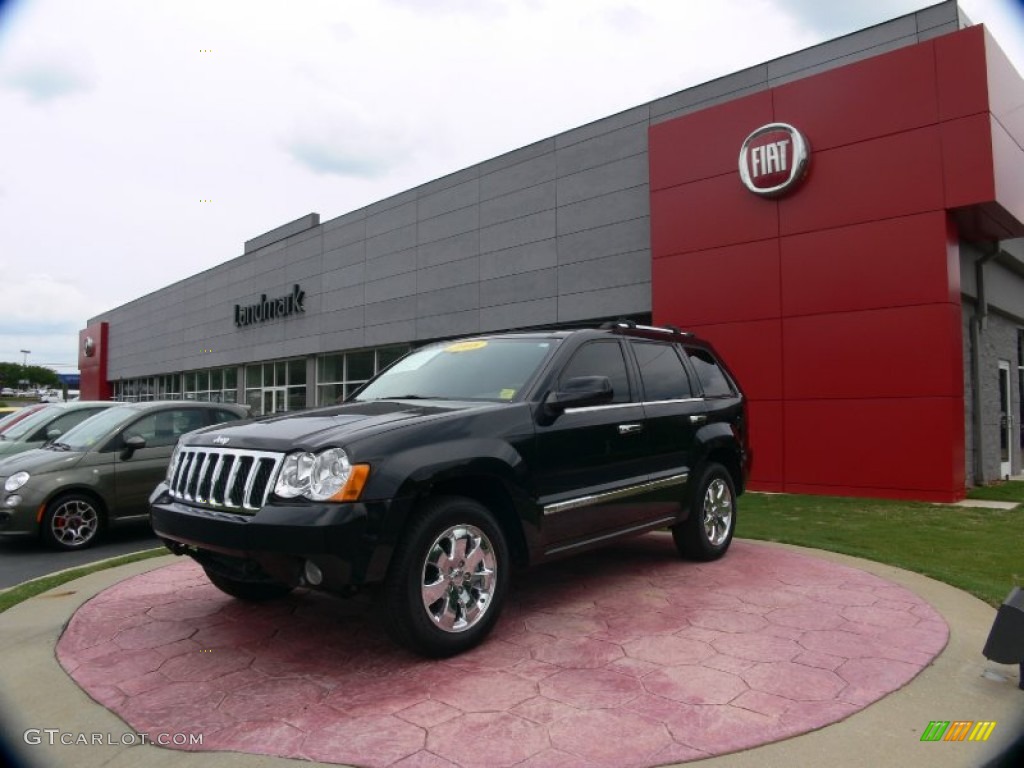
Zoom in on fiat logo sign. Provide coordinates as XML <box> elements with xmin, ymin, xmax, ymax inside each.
<box><xmin>82</xmin><ymin>336</ymin><xmax>96</xmax><ymax>357</ymax></box>
<box><xmin>738</xmin><ymin>123</ymin><xmax>810</xmax><ymax>198</ymax></box>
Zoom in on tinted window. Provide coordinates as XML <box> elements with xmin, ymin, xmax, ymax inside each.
<box><xmin>686</xmin><ymin>347</ymin><xmax>735</xmax><ymax>397</ymax></box>
<box><xmin>124</xmin><ymin>409</ymin><xmax>210</xmax><ymax>448</ymax></box>
<box><xmin>559</xmin><ymin>341</ymin><xmax>631</xmax><ymax>404</ymax></box>
<box><xmin>30</xmin><ymin>409</ymin><xmax>103</xmax><ymax>441</ymax></box>
<box><xmin>632</xmin><ymin>341</ymin><xmax>693</xmax><ymax>401</ymax></box>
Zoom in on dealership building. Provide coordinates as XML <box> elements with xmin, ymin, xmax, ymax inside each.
<box><xmin>79</xmin><ymin>1</ymin><xmax>1024</xmax><ymax>502</ymax></box>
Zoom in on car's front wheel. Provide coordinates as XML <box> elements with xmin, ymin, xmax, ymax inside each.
<box><xmin>672</xmin><ymin>462</ymin><xmax>737</xmax><ymax>561</ymax></box>
<box><xmin>384</xmin><ymin>496</ymin><xmax>509</xmax><ymax>657</ymax></box>
<box><xmin>41</xmin><ymin>493</ymin><xmax>103</xmax><ymax>550</ymax></box>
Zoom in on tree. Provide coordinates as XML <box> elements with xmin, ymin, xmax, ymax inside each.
<box><xmin>0</xmin><ymin>362</ymin><xmax>60</xmax><ymax>389</ymax></box>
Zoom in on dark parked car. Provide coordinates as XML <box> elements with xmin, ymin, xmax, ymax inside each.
<box><xmin>0</xmin><ymin>401</ymin><xmax>115</xmax><ymax>460</ymax></box>
<box><xmin>0</xmin><ymin>401</ymin><xmax>249</xmax><ymax>549</ymax></box>
<box><xmin>150</xmin><ymin>323</ymin><xmax>750</xmax><ymax>656</ymax></box>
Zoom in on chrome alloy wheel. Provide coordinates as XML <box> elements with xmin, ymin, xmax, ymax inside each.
<box><xmin>420</xmin><ymin>524</ymin><xmax>497</xmax><ymax>633</ymax></box>
<box><xmin>50</xmin><ymin>498</ymin><xmax>99</xmax><ymax>547</ymax></box>
<box><xmin>703</xmin><ymin>478</ymin><xmax>734</xmax><ymax>547</ymax></box>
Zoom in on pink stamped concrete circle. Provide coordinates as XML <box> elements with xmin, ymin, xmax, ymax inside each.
<box><xmin>57</xmin><ymin>537</ymin><xmax>948</xmax><ymax>768</ymax></box>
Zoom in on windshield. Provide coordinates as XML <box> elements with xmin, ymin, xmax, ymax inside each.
<box><xmin>2</xmin><ymin>405</ymin><xmax>60</xmax><ymax>439</ymax></box>
<box><xmin>56</xmin><ymin>405</ymin><xmax>138</xmax><ymax>452</ymax></box>
<box><xmin>354</xmin><ymin>338</ymin><xmax>557</xmax><ymax>402</ymax></box>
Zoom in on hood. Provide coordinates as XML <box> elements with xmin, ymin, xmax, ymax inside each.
<box><xmin>186</xmin><ymin>400</ymin><xmax>497</xmax><ymax>452</ymax></box>
<box><xmin>0</xmin><ymin>446</ymin><xmax>85</xmax><ymax>477</ymax></box>
<box><xmin>0</xmin><ymin>439</ymin><xmax>36</xmax><ymax>458</ymax></box>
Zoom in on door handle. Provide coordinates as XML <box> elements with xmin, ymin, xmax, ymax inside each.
<box><xmin>618</xmin><ymin>423</ymin><xmax>643</xmax><ymax>435</ymax></box>
<box><xmin>690</xmin><ymin>414</ymin><xmax>707</xmax><ymax>424</ymax></box>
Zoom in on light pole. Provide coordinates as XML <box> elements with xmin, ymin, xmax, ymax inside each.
<box><xmin>19</xmin><ymin>349</ymin><xmax>30</xmax><ymax>390</ymax></box>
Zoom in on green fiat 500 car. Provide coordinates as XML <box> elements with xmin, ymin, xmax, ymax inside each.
<box><xmin>0</xmin><ymin>400</ymin><xmax>249</xmax><ymax>550</ymax></box>
<box><xmin>0</xmin><ymin>401</ymin><xmax>116</xmax><ymax>460</ymax></box>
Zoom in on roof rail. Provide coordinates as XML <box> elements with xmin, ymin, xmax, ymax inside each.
<box><xmin>602</xmin><ymin>321</ymin><xmax>693</xmax><ymax>337</ymax></box>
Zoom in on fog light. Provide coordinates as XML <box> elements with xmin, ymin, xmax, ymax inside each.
<box><xmin>982</xmin><ymin>586</ymin><xmax>1024</xmax><ymax>690</ymax></box>
<box><xmin>4</xmin><ymin>495</ymin><xmax>21</xmax><ymax>507</ymax></box>
<box><xmin>304</xmin><ymin>560</ymin><xmax>323</xmax><ymax>586</ymax></box>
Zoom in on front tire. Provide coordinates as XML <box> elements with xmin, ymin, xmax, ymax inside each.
<box><xmin>384</xmin><ymin>496</ymin><xmax>509</xmax><ymax>657</ymax></box>
<box><xmin>203</xmin><ymin>566</ymin><xmax>293</xmax><ymax>601</ymax></box>
<box><xmin>41</xmin><ymin>493</ymin><xmax>103</xmax><ymax>550</ymax></box>
<box><xmin>672</xmin><ymin>462</ymin><xmax>737</xmax><ymax>561</ymax></box>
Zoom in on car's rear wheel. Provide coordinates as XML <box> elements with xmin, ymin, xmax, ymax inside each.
<box><xmin>672</xmin><ymin>462</ymin><xmax>736</xmax><ymax>561</ymax></box>
<box><xmin>384</xmin><ymin>496</ymin><xmax>509</xmax><ymax>657</ymax></box>
<box><xmin>41</xmin><ymin>493</ymin><xmax>103</xmax><ymax>550</ymax></box>
<box><xmin>203</xmin><ymin>566</ymin><xmax>294</xmax><ymax>601</ymax></box>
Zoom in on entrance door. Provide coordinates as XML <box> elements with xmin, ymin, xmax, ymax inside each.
<box><xmin>262</xmin><ymin>387</ymin><xmax>287</xmax><ymax>416</ymax></box>
<box><xmin>999</xmin><ymin>360</ymin><xmax>1012</xmax><ymax>479</ymax></box>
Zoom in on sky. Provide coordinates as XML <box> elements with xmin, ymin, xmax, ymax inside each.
<box><xmin>0</xmin><ymin>0</ymin><xmax>1022</xmax><ymax>374</ymax></box>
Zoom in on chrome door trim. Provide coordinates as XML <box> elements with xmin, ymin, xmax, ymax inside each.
<box><xmin>542</xmin><ymin>472</ymin><xmax>689</xmax><ymax>516</ymax></box>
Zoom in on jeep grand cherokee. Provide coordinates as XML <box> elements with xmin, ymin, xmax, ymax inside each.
<box><xmin>149</xmin><ymin>323</ymin><xmax>750</xmax><ymax>656</ymax></box>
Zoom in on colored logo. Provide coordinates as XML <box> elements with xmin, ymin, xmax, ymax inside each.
<box><xmin>82</xmin><ymin>336</ymin><xmax>96</xmax><ymax>358</ymax></box>
<box><xmin>738</xmin><ymin>122</ymin><xmax>810</xmax><ymax>198</ymax></box>
<box><xmin>920</xmin><ymin>721</ymin><xmax>997</xmax><ymax>742</ymax></box>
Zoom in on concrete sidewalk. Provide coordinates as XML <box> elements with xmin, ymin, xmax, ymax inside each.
<box><xmin>0</xmin><ymin>542</ymin><xmax>1020</xmax><ymax>768</ymax></box>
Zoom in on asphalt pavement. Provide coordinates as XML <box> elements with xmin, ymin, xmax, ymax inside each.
<box><xmin>0</xmin><ymin>522</ymin><xmax>160</xmax><ymax>589</ymax></box>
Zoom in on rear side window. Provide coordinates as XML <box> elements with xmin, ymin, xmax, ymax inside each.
<box><xmin>631</xmin><ymin>341</ymin><xmax>693</xmax><ymax>401</ymax></box>
<box><xmin>559</xmin><ymin>341</ymin><xmax>631</xmax><ymax>404</ymax></box>
<box><xmin>686</xmin><ymin>347</ymin><xmax>736</xmax><ymax>397</ymax></box>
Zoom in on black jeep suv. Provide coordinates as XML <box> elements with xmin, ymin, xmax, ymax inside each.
<box><xmin>150</xmin><ymin>323</ymin><xmax>750</xmax><ymax>656</ymax></box>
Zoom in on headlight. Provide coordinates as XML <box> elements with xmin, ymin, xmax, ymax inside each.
<box><xmin>274</xmin><ymin>448</ymin><xmax>369</xmax><ymax>502</ymax></box>
<box><xmin>5</xmin><ymin>472</ymin><xmax>29</xmax><ymax>493</ymax></box>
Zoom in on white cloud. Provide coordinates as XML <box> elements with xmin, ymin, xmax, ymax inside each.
<box><xmin>3</xmin><ymin>59</ymin><xmax>91</xmax><ymax>102</ymax></box>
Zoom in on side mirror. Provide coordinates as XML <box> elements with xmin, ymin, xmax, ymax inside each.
<box><xmin>543</xmin><ymin>376</ymin><xmax>613</xmax><ymax>418</ymax></box>
<box><xmin>46</xmin><ymin>427</ymin><xmax>62</xmax><ymax>440</ymax></box>
<box><xmin>121</xmin><ymin>434</ymin><xmax>146</xmax><ymax>459</ymax></box>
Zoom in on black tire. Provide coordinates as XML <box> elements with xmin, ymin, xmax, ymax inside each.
<box><xmin>203</xmin><ymin>566</ymin><xmax>293</xmax><ymax>601</ymax></box>
<box><xmin>672</xmin><ymin>462</ymin><xmax>737</xmax><ymax>561</ymax></box>
<box><xmin>41</xmin><ymin>493</ymin><xmax>104</xmax><ymax>550</ymax></box>
<box><xmin>383</xmin><ymin>496</ymin><xmax>509</xmax><ymax>657</ymax></box>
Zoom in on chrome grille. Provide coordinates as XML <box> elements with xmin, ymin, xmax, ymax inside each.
<box><xmin>168</xmin><ymin>447</ymin><xmax>283</xmax><ymax>512</ymax></box>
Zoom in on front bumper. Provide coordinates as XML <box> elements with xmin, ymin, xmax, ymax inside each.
<box><xmin>149</xmin><ymin>483</ymin><xmax>404</xmax><ymax>589</ymax></box>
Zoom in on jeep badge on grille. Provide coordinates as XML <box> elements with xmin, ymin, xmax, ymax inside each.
<box><xmin>213</xmin><ymin>436</ymin><xmax>230</xmax><ymax>445</ymax></box>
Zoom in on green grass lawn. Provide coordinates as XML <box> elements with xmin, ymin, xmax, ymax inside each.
<box><xmin>741</xmin><ymin>488</ymin><xmax>1023</xmax><ymax>607</ymax></box>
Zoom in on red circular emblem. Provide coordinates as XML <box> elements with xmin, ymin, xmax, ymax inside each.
<box><xmin>738</xmin><ymin>123</ymin><xmax>810</xmax><ymax>198</ymax></box>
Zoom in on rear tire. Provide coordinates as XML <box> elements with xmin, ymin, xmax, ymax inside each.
<box><xmin>672</xmin><ymin>462</ymin><xmax>736</xmax><ymax>561</ymax></box>
<box><xmin>383</xmin><ymin>496</ymin><xmax>509</xmax><ymax>657</ymax></box>
<box><xmin>203</xmin><ymin>566</ymin><xmax>293</xmax><ymax>601</ymax></box>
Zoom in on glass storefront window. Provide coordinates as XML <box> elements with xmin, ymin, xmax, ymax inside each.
<box><xmin>316</xmin><ymin>344</ymin><xmax>410</xmax><ymax>406</ymax></box>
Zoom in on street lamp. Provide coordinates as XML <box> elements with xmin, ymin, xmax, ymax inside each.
<box><xmin>19</xmin><ymin>349</ymin><xmax>30</xmax><ymax>391</ymax></box>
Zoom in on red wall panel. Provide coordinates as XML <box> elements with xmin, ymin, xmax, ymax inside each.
<box><xmin>785</xmin><ymin>397</ymin><xmax>963</xmax><ymax>494</ymax></box>
<box><xmin>783</xmin><ymin>304</ymin><xmax>964</xmax><ymax>400</ymax></box>
<box><xmin>653</xmin><ymin>239</ymin><xmax>780</xmax><ymax>326</ymax></box>
<box><xmin>780</xmin><ymin>212</ymin><xmax>955</xmax><ymax>317</ymax></box>
<box><xmin>647</xmin><ymin>25</ymin><xmax>1021</xmax><ymax>501</ymax></box>
<box><xmin>649</xmin><ymin>91</ymin><xmax>773</xmax><ymax>190</ymax></box>
<box><xmin>779</xmin><ymin>127</ymin><xmax>945</xmax><ymax>236</ymax></box>
<box><xmin>773</xmin><ymin>41</ymin><xmax>939</xmax><ymax>152</ymax></box>
<box><xmin>651</xmin><ymin>174</ymin><xmax>778</xmax><ymax>257</ymax></box>
<box><xmin>935</xmin><ymin>25</ymin><xmax>988</xmax><ymax>121</ymax></box>
<box><xmin>78</xmin><ymin>323</ymin><xmax>111</xmax><ymax>402</ymax></box>
<box><xmin>746</xmin><ymin>400</ymin><xmax>783</xmax><ymax>491</ymax></box>
<box><xmin>942</xmin><ymin>113</ymin><xmax>996</xmax><ymax>210</ymax></box>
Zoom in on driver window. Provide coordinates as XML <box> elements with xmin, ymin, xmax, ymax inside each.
<box><xmin>558</xmin><ymin>341</ymin><xmax>631</xmax><ymax>404</ymax></box>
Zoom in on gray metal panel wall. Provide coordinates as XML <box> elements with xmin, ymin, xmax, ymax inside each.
<box><xmin>93</xmin><ymin>2</ymin><xmax>966</xmax><ymax>380</ymax></box>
